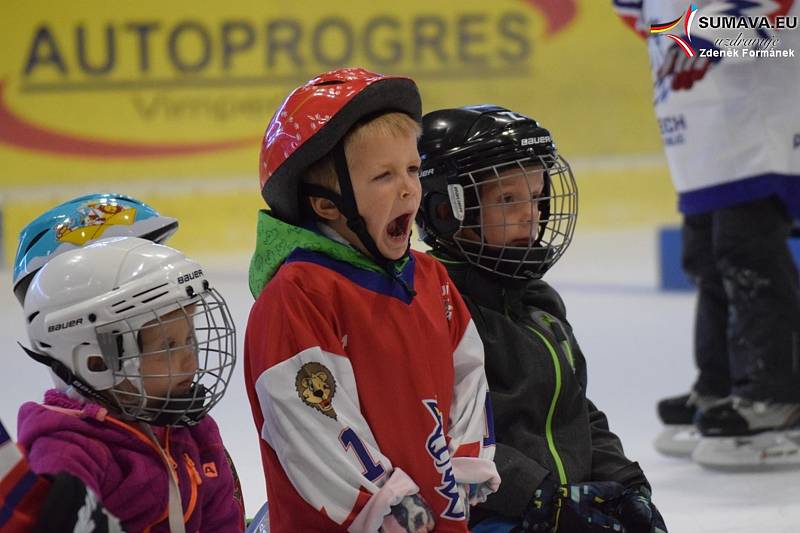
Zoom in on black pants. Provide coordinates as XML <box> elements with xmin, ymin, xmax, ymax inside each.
<box><xmin>682</xmin><ymin>196</ymin><xmax>800</xmax><ymax>402</ymax></box>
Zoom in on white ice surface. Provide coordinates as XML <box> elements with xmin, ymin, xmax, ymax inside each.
<box><xmin>1</xmin><ymin>227</ymin><xmax>798</xmax><ymax>531</ymax></box>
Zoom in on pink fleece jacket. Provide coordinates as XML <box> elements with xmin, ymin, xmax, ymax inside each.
<box><xmin>17</xmin><ymin>389</ymin><xmax>244</xmax><ymax>532</ymax></box>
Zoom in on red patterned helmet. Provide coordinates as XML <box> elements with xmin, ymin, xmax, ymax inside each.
<box><xmin>259</xmin><ymin>68</ymin><xmax>422</xmax><ymax>223</ymax></box>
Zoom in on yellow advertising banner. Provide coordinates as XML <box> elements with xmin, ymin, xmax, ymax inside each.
<box><xmin>0</xmin><ymin>0</ymin><xmax>661</xmax><ymax>181</ymax></box>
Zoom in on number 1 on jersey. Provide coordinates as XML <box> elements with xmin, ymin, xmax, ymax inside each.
<box><xmin>340</xmin><ymin>428</ymin><xmax>385</xmax><ymax>482</ymax></box>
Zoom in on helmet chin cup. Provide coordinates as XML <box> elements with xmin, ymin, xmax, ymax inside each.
<box><xmin>455</xmin><ymin>239</ymin><xmax>555</xmax><ymax>279</ymax></box>
<box><xmin>148</xmin><ymin>384</ymin><xmax>209</xmax><ymax>427</ymax></box>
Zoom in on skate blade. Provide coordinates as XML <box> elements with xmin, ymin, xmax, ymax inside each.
<box><xmin>654</xmin><ymin>425</ymin><xmax>700</xmax><ymax>458</ymax></box>
<box><xmin>692</xmin><ymin>430</ymin><xmax>800</xmax><ymax>471</ymax></box>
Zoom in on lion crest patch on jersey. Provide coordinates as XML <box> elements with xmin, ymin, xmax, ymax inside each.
<box><xmin>296</xmin><ymin>362</ymin><xmax>337</xmax><ymax>419</ymax></box>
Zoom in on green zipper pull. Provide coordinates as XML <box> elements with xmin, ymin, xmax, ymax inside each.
<box><xmin>539</xmin><ymin>312</ymin><xmax>576</xmax><ymax>371</ymax></box>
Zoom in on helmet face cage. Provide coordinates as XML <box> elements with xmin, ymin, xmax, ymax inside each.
<box><xmin>95</xmin><ymin>288</ymin><xmax>235</xmax><ymax>426</ymax></box>
<box><xmin>451</xmin><ymin>153</ymin><xmax>577</xmax><ymax>279</ymax></box>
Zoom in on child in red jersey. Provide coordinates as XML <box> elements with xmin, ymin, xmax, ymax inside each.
<box><xmin>245</xmin><ymin>68</ymin><xmax>500</xmax><ymax>533</ymax></box>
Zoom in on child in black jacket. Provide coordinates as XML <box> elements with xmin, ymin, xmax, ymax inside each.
<box><xmin>416</xmin><ymin>105</ymin><xmax>666</xmax><ymax>533</ymax></box>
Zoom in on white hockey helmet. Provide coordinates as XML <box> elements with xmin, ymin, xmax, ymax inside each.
<box><xmin>22</xmin><ymin>237</ymin><xmax>236</xmax><ymax>426</ymax></box>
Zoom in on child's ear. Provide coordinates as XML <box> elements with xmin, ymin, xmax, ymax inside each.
<box><xmin>308</xmin><ymin>196</ymin><xmax>341</xmax><ymax>221</ymax></box>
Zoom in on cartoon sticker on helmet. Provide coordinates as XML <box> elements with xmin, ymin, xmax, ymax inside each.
<box><xmin>296</xmin><ymin>362</ymin><xmax>337</xmax><ymax>419</ymax></box>
<box><xmin>55</xmin><ymin>201</ymin><xmax>136</xmax><ymax>245</ymax></box>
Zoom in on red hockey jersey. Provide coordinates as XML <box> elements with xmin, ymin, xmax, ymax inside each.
<box><xmin>245</xmin><ymin>212</ymin><xmax>498</xmax><ymax>532</ymax></box>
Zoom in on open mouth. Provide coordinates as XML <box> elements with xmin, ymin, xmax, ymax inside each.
<box><xmin>508</xmin><ymin>238</ymin><xmax>532</xmax><ymax>247</ymax></box>
<box><xmin>386</xmin><ymin>213</ymin><xmax>412</xmax><ymax>240</ymax></box>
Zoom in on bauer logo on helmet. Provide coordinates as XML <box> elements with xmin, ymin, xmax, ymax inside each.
<box><xmin>47</xmin><ymin>318</ymin><xmax>84</xmax><ymax>333</ymax></box>
<box><xmin>177</xmin><ymin>270</ymin><xmax>204</xmax><ymax>284</ymax></box>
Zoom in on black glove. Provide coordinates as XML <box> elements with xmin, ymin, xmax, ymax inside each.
<box><xmin>615</xmin><ymin>486</ymin><xmax>667</xmax><ymax>533</ymax></box>
<box><xmin>523</xmin><ymin>477</ymin><xmax>626</xmax><ymax>532</ymax></box>
<box><xmin>33</xmin><ymin>472</ymin><xmax>125</xmax><ymax>533</ymax></box>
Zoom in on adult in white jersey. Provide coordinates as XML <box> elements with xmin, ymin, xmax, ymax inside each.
<box><xmin>615</xmin><ymin>0</ymin><xmax>800</xmax><ymax>467</ymax></box>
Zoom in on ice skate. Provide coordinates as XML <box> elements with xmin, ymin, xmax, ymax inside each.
<box><xmin>693</xmin><ymin>429</ymin><xmax>800</xmax><ymax>470</ymax></box>
<box><xmin>693</xmin><ymin>397</ymin><xmax>800</xmax><ymax>470</ymax></box>
<box><xmin>696</xmin><ymin>397</ymin><xmax>800</xmax><ymax>437</ymax></box>
<box><xmin>653</xmin><ymin>391</ymin><xmax>722</xmax><ymax>457</ymax></box>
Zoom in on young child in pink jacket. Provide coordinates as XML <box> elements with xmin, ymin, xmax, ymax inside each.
<box><xmin>17</xmin><ymin>237</ymin><xmax>244</xmax><ymax>532</ymax></box>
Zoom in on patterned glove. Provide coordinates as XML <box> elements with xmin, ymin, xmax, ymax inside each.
<box><xmin>523</xmin><ymin>477</ymin><xmax>625</xmax><ymax>532</ymax></box>
<box><xmin>615</xmin><ymin>486</ymin><xmax>667</xmax><ymax>533</ymax></box>
<box><xmin>379</xmin><ymin>493</ymin><xmax>435</xmax><ymax>533</ymax></box>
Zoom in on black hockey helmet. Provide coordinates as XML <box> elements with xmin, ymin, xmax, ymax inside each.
<box><xmin>416</xmin><ymin>105</ymin><xmax>577</xmax><ymax>279</ymax></box>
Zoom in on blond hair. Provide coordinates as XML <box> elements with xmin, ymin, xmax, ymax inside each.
<box><xmin>305</xmin><ymin>112</ymin><xmax>421</xmax><ymax>190</ymax></box>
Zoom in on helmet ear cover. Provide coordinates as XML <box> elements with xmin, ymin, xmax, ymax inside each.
<box><xmin>421</xmin><ymin>191</ymin><xmax>460</xmax><ymax>238</ymax></box>
<box><xmin>417</xmin><ymin>154</ymin><xmax>479</xmax><ymax>246</ymax></box>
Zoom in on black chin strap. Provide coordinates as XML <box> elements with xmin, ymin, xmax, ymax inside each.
<box><xmin>303</xmin><ymin>141</ymin><xmax>416</xmax><ymax>297</ymax></box>
<box><xmin>18</xmin><ymin>342</ymin><xmax>110</xmax><ymax>406</ymax></box>
<box><xmin>331</xmin><ymin>142</ymin><xmax>394</xmax><ymax>268</ymax></box>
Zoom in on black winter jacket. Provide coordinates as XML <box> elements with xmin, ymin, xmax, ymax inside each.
<box><xmin>438</xmin><ymin>255</ymin><xmax>649</xmax><ymax>523</ymax></box>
